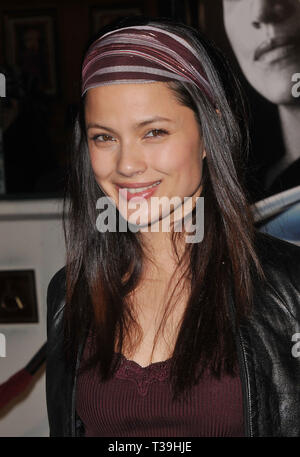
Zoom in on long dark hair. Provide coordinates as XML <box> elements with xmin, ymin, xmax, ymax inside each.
<box><xmin>63</xmin><ymin>16</ymin><xmax>264</xmax><ymax>399</ymax></box>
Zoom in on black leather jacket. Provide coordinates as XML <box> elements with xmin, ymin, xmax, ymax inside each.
<box><xmin>46</xmin><ymin>232</ymin><xmax>300</xmax><ymax>437</ymax></box>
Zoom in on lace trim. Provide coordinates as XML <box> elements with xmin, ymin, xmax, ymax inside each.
<box><xmin>114</xmin><ymin>354</ymin><xmax>171</xmax><ymax>396</ymax></box>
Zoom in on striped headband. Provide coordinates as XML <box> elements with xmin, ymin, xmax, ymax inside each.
<box><xmin>81</xmin><ymin>25</ymin><xmax>214</xmax><ymax>102</ymax></box>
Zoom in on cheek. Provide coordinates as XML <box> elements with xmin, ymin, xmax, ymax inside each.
<box><xmin>89</xmin><ymin>148</ymin><xmax>114</xmax><ymax>180</ymax></box>
<box><xmin>152</xmin><ymin>137</ymin><xmax>202</xmax><ymax>176</ymax></box>
<box><xmin>224</xmin><ymin>9</ymin><xmax>251</xmax><ymax>58</ymax></box>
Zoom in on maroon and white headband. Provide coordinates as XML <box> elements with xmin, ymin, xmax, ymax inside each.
<box><xmin>81</xmin><ymin>25</ymin><xmax>214</xmax><ymax>102</ymax></box>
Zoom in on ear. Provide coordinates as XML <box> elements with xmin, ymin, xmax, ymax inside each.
<box><xmin>202</xmin><ymin>149</ymin><xmax>207</xmax><ymax>159</ymax></box>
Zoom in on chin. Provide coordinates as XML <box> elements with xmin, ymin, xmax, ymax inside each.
<box><xmin>250</xmin><ymin>70</ymin><xmax>300</xmax><ymax>105</ymax></box>
<box><xmin>129</xmin><ymin>213</ymin><xmax>161</xmax><ymax>230</ymax></box>
<box><xmin>128</xmin><ymin>208</ymin><xmax>177</xmax><ymax>232</ymax></box>
<box><xmin>258</xmin><ymin>85</ymin><xmax>296</xmax><ymax>105</ymax></box>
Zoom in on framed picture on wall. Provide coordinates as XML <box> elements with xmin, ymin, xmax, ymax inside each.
<box><xmin>90</xmin><ymin>4</ymin><xmax>144</xmax><ymax>35</ymax></box>
<box><xmin>0</xmin><ymin>269</ymin><xmax>39</xmax><ymax>323</ymax></box>
<box><xmin>3</xmin><ymin>9</ymin><xmax>58</xmax><ymax>96</ymax></box>
<box><xmin>179</xmin><ymin>0</ymin><xmax>206</xmax><ymax>29</ymax></box>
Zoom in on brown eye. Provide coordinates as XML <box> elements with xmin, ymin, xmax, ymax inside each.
<box><xmin>145</xmin><ymin>129</ymin><xmax>168</xmax><ymax>138</ymax></box>
<box><xmin>91</xmin><ymin>134</ymin><xmax>115</xmax><ymax>143</ymax></box>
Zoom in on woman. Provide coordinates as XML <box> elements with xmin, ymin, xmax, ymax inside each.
<box><xmin>46</xmin><ymin>17</ymin><xmax>300</xmax><ymax>437</ymax></box>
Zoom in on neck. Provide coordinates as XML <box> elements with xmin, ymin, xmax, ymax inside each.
<box><xmin>265</xmin><ymin>103</ymin><xmax>300</xmax><ymax>189</ymax></box>
<box><xmin>138</xmin><ymin>189</ymin><xmax>202</xmax><ymax>271</ymax></box>
<box><xmin>140</xmin><ymin>195</ymin><xmax>202</xmax><ymax>272</ymax></box>
<box><xmin>278</xmin><ymin>103</ymin><xmax>300</xmax><ymax>163</ymax></box>
<box><xmin>139</xmin><ymin>226</ymin><xmax>185</xmax><ymax>275</ymax></box>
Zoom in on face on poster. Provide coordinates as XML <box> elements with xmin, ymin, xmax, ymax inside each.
<box><xmin>221</xmin><ymin>0</ymin><xmax>300</xmax><ymax>244</ymax></box>
<box><xmin>222</xmin><ymin>0</ymin><xmax>300</xmax><ymax>105</ymax></box>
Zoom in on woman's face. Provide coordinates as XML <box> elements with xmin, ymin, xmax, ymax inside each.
<box><xmin>222</xmin><ymin>0</ymin><xmax>300</xmax><ymax>105</ymax></box>
<box><xmin>85</xmin><ymin>82</ymin><xmax>205</xmax><ymax>229</ymax></box>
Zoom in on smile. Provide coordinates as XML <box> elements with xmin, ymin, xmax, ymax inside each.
<box><xmin>124</xmin><ymin>182</ymin><xmax>160</xmax><ymax>194</ymax></box>
<box><xmin>116</xmin><ymin>181</ymin><xmax>161</xmax><ymax>201</ymax></box>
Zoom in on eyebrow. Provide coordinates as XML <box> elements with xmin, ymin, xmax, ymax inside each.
<box><xmin>86</xmin><ymin>116</ymin><xmax>174</xmax><ymax>133</ymax></box>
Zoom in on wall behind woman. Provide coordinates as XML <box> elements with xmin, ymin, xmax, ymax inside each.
<box><xmin>0</xmin><ymin>0</ymin><xmax>160</xmax><ymax>196</ymax></box>
<box><xmin>0</xmin><ymin>199</ymin><xmax>65</xmax><ymax>436</ymax></box>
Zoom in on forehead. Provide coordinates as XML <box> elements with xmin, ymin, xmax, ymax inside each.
<box><xmin>83</xmin><ymin>81</ymin><xmax>201</xmax><ymax>133</ymax></box>
<box><xmin>222</xmin><ymin>0</ymin><xmax>246</xmax><ymax>13</ymax></box>
<box><xmin>84</xmin><ymin>82</ymin><xmax>182</xmax><ymax>115</ymax></box>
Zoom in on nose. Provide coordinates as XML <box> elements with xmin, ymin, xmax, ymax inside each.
<box><xmin>116</xmin><ymin>142</ymin><xmax>147</xmax><ymax>177</ymax></box>
<box><xmin>251</xmin><ymin>0</ymin><xmax>294</xmax><ymax>29</ymax></box>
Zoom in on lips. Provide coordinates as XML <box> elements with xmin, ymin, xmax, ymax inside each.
<box><xmin>254</xmin><ymin>35</ymin><xmax>300</xmax><ymax>61</ymax></box>
<box><xmin>116</xmin><ymin>180</ymin><xmax>161</xmax><ymax>201</ymax></box>
<box><xmin>116</xmin><ymin>180</ymin><xmax>161</xmax><ymax>189</ymax></box>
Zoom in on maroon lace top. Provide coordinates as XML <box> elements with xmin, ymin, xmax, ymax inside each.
<box><xmin>76</xmin><ymin>333</ymin><xmax>244</xmax><ymax>437</ymax></box>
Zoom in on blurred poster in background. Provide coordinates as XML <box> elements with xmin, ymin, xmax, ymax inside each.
<box><xmin>203</xmin><ymin>0</ymin><xmax>300</xmax><ymax>245</ymax></box>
